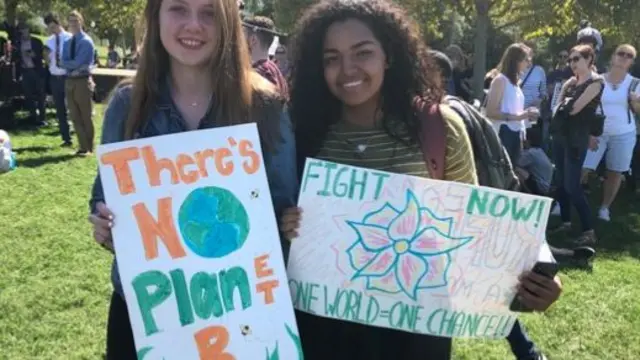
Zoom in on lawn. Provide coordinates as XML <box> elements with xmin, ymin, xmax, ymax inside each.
<box><xmin>0</xmin><ymin>105</ymin><xmax>639</xmax><ymax>359</ymax></box>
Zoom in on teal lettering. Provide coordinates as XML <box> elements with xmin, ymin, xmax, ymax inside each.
<box><xmin>511</xmin><ymin>199</ymin><xmax>539</xmax><ymax>221</ymax></box>
<box><xmin>301</xmin><ymin>160</ymin><xmax>323</xmax><ymax>193</ymax></box>
<box><xmin>190</xmin><ymin>272</ymin><xmax>224</xmax><ymax>320</ymax></box>
<box><xmin>132</xmin><ymin>270</ymin><xmax>172</xmax><ymax>336</ymax></box>
<box><xmin>318</xmin><ymin>162</ymin><xmax>338</xmax><ymax>196</ymax></box>
<box><xmin>388</xmin><ymin>301</ymin><xmax>423</xmax><ymax>331</ymax></box>
<box><xmin>490</xmin><ymin>195</ymin><xmax>509</xmax><ymax>217</ymax></box>
<box><xmin>219</xmin><ymin>266</ymin><xmax>252</xmax><ymax>312</ymax></box>
<box><xmin>348</xmin><ymin>168</ymin><xmax>368</xmax><ymax>200</ymax></box>
<box><xmin>365</xmin><ymin>296</ymin><xmax>380</xmax><ymax>324</ymax></box>
<box><xmin>169</xmin><ymin>269</ymin><xmax>195</xmax><ymax>327</ymax></box>
<box><xmin>371</xmin><ymin>172</ymin><xmax>390</xmax><ymax>200</ymax></box>
<box><xmin>465</xmin><ymin>189</ymin><xmax>489</xmax><ymax>215</ymax></box>
<box><xmin>289</xmin><ymin>280</ymin><xmax>319</xmax><ymax>314</ymax></box>
<box><xmin>426</xmin><ymin>308</ymin><xmax>445</xmax><ymax>335</ymax></box>
<box><xmin>332</xmin><ymin>166</ymin><xmax>349</xmax><ymax>197</ymax></box>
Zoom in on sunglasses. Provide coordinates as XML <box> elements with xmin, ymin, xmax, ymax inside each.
<box><xmin>617</xmin><ymin>51</ymin><xmax>635</xmax><ymax>60</ymax></box>
<box><xmin>567</xmin><ymin>56</ymin><xmax>582</xmax><ymax>64</ymax></box>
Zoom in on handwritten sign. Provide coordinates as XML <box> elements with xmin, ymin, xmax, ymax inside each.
<box><xmin>287</xmin><ymin>159</ymin><xmax>552</xmax><ymax>339</ymax></box>
<box><xmin>98</xmin><ymin>124</ymin><xmax>301</xmax><ymax>359</ymax></box>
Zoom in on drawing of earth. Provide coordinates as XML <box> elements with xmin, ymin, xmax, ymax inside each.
<box><xmin>178</xmin><ymin>186</ymin><xmax>249</xmax><ymax>258</ymax></box>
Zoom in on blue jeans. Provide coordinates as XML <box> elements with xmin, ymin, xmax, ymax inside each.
<box><xmin>50</xmin><ymin>75</ymin><xmax>71</xmax><ymax>143</ymax></box>
<box><xmin>499</xmin><ymin>125</ymin><xmax>523</xmax><ymax>165</ymax></box>
<box><xmin>553</xmin><ymin>139</ymin><xmax>592</xmax><ymax>231</ymax></box>
<box><xmin>507</xmin><ymin>320</ymin><xmax>539</xmax><ymax>359</ymax></box>
<box><xmin>20</xmin><ymin>68</ymin><xmax>46</xmax><ymax>123</ymax></box>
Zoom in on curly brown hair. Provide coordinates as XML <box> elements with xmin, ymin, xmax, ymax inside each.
<box><xmin>289</xmin><ymin>0</ymin><xmax>443</xmax><ymax>169</ymax></box>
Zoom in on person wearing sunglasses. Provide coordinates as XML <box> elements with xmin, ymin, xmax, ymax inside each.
<box><xmin>582</xmin><ymin>44</ymin><xmax>640</xmax><ymax>222</ymax></box>
<box><xmin>549</xmin><ymin>45</ymin><xmax>604</xmax><ymax>245</ymax></box>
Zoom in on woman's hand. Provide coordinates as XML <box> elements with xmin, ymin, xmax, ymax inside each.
<box><xmin>279</xmin><ymin>207</ymin><xmax>302</xmax><ymax>242</ymax></box>
<box><xmin>589</xmin><ymin>136</ymin><xmax>599</xmax><ymax>151</ymax></box>
<box><xmin>516</xmin><ymin>271</ymin><xmax>562</xmax><ymax>312</ymax></box>
<box><xmin>526</xmin><ymin>107</ymin><xmax>540</xmax><ymax>120</ymax></box>
<box><xmin>629</xmin><ymin>92</ymin><xmax>640</xmax><ymax>103</ymax></box>
<box><xmin>88</xmin><ymin>202</ymin><xmax>115</xmax><ymax>252</ymax></box>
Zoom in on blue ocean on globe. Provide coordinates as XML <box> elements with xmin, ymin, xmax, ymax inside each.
<box><xmin>178</xmin><ymin>186</ymin><xmax>250</xmax><ymax>258</ymax></box>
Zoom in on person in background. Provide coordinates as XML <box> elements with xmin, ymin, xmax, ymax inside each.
<box><xmin>517</xmin><ymin>126</ymin><xmax>554</xmax><ymax>195</ymax></box>
<box><xmin>60</xmin><ymin>10</ymin><xmax>95</xmax><ymax>156</ymax></box>
<box><xmin>549</xmin><ymin>45</ymin><xmax>604</xmax><ymax>245</ymax></box>
<box><xmin>44</xmin><ymin>13</ymin><xmax>73</xmax><ymax>147</ymax></box>
<box><xmin>243</xmin><ymin>16</ymin><xmax>288</xmax><ymax>98</ymax></box>
<box><xmin>274</xmin><ymin>44</ymin><xmax>291</xmax><ymax>78</ymax></box>
<box><xmin>485</xmin><ymin>43</ymin><xmax>539</xmax><ymax>165</ymax></box>
<box><xmin>106</xmin><ymin>44</ymin><xmax>120</xmax><ymax>68</ymax></box>
<box><xmin>520</xmin><ymin>43</ymin><xmax>547</xmax><ymax>130</ymax></box>
<box><xmin>14</xmin><ymin>22</ymin><xmax>46</xmax><ymax>126</ymax></box>
<box><xmin>445</xmin><ymin>44</ymin><xmax>473</xmax><ymax>102</ymax></box>
<box><xmin>577</xmin><ymin>20</ymin><xmax>605</xmax><ymax>73</ymax></box>
<box><xmin>582</xmin><ymin>44</ymin><xmax>640</xmax><ymax>222</ymax></box>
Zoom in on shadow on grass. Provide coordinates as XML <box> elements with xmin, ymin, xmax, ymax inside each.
<box><xmin>13</xmin><ymin>146</ymin><xmax>53</xmax><ymax>154</ymax></box>
<box><xmin>17</xmin><ymin>154</ymin><xmax>77</xmax><ymax>168</ymax></box>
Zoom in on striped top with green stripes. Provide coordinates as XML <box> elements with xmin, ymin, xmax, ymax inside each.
<box><xmin>316</xmin><ymin>105</ymin><xmax>478</xmax><ymax>185</ymax></box>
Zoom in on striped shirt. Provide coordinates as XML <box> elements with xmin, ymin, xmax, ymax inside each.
<box><xmin>520</xmin><ymin>65</ymin><xmax>547</xmax><ymax>108</ymax></box>
<box><xmin>317</xmin><ymin>105</ymin><xmax>478</xmax><ymax>185</ymax></box>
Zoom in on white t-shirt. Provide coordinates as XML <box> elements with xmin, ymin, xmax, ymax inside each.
<box><xmin>492</xmin><ymin>74</ymin><xmax>526</xmax><ymax>134</ymax></box>
<box><xmin>600</xmin><ymin>74</ymin><xmax>639</xmax><ymax>136</ymax></box>
<box><xmin>45</xmin><ymin>31</ymin><xmax>72</xmax><ymax>76</ymax></box>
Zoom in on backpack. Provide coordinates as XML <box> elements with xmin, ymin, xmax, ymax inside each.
<box><xmin>628</xmin><ymin>77</ymin><xmax>640</xmax><ymax>125</ymax></box>
<box><xmin>415</xmin><ymin>96</ymin><xmax>519</xmax><ymax>191</ymax></box>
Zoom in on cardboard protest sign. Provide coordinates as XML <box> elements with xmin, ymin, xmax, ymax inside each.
<box><xmin>288</xmin><ymin>158</ymin><xmax>552</xmax><ymax>339</ymax></box>
<box><xmin>97</xmin><ymin>124</ymin><xmax>301</xmax><ymax>359</ymax></box>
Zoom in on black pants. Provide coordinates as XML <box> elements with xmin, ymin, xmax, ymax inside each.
<box><xmin>296</xmin><ymin>310</ymin><xmax>452</xmax><ymax>360</ymax></box>
<box><xmin>106</xmin><ymin>292</ymin><xmax>137</xmax><ymax>360</ymax></box>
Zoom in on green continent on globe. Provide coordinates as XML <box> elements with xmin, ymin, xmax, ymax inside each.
<box><xmin>178</xmin><ymin>186</ymin><xmax>250</xmax><ymax>258</ymax></box>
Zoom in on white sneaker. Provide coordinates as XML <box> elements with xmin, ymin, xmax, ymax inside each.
<box><xmin>598</xmin><ymin>208</ymin><xmax>611</xmax><ymax>222</ymax></box>
<box><xmin>551</xmin><ymin>203</ymin><xmax>561</xmax><ymax>216</ymax></box>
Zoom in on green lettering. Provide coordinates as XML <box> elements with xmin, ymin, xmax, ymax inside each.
<box><xmin>465</xmin><ymin>189</ymin><xmax>489</xmax><ymax>215</ymax></box>
<box><xmin>190</xmin><ymin>272</ymin><xmax>224</xmax><ymax>320</ymax></box>
<box><xmin>301</xmin><ymin>160</ymin><xmax>322</xmax><ymax>193</ymax></box>
<box><xmin>332</xmin><ymin>166</ymin><xmax>349</xmax><ymax>198</ymax></box>
<box><xmin>169</xmin><ymin>269</ymin><xmax>194</xmax><ymax>327</ymax></box>
<box><xmin>219</xmin><ymin>266</ymin><xmax>252</xmax><ymax>312</ymax></box>
<box><xmin>318</xmin><ymin>162</ymin><xmax>338</xmax><ymax>196</ymax></box>
<box><xmin>132</xmin><ymin>270</ymin><xmax>172</xmax><ymax>336</ymax></box>
<box><xmin>490</xmin><ymin>195</ymin><xmax>510</xmax><ymax>217</ymax></box>
<box><xmin>511</xmin><ymin>198</ymin><xmax>538</xmax><ymax>221</ymax></box>
<box><xmin>349</xmin><ymin>169</ymin><xmax>368</xmax><ymax>200</ymax></box>
<box><xmin>371</xmin><ymin>172</ymin><xmax>390</xmax><ymax>200</ymax></box>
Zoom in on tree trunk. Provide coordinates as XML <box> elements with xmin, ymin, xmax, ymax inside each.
<box><xmin>5</xmin><ymin>0</ymin><xmax>18</xmax><ymax>28</ymax></box>
<box><xmin>472</xmin><ymin>0</ymin><xmax>490</xmax><ymax>99</ymax></box>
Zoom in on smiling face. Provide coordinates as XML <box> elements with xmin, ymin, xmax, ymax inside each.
<box><xmin>322</xmin><ymin>19</ymin><xmax>387</xmax><ymax>108</ymax></box>
<box><xmin>159</xmin><ymin>0</ymin><xmax>218</xmax><ymax>69</ymax></box>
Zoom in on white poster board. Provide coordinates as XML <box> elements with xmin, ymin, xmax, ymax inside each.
<box><xmin>287</xmin><ymin>158</ymin><xmax>552</xmax><ymax>339</ymax></box>
<box><xmin>97</xmin><ymin>124</ymin><xmax>301</xmax><ymax>359</ymax></box>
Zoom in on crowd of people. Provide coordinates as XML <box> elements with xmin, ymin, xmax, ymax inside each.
<box><xmin>2</xmin><ymin>0</ymin><xmax>635</xmax><ymax>358</ymax></box>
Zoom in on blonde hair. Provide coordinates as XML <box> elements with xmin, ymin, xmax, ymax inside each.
<box><xmin>68</xmin><ymin>10</ymin><xmax>84</xmax><ymax>26</ymax></box>
<box><xmin>615</xmin><ymin>44</ymin><xmax>637</xmax><ymax>58</ymax></box>
<box><xmin>123</xmin><ymin>0</ymin><xmax>281</xmax><ymax>149</ymax></box>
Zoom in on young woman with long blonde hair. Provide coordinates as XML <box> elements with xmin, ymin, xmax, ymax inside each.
<box><xmin>87</xmin><ymin>1</ymin><xmax>297</xmax><ymax>358</ymax></box>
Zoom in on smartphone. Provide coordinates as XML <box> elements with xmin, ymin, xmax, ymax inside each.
<box><xmin>509</xmin><ymin>261</ymin><xmax>559</xmax><ymax>313</ymax></box>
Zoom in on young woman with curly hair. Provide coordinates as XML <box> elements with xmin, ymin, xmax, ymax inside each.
<box><xmin>87</xmin><ymin>0</ymin><xmax>297</xmax><ymax>358</ymax></box>
<box><xmin>278</xmin><ymin>1</ymin><xmax>562</xmax><ymax>359</ymax></box>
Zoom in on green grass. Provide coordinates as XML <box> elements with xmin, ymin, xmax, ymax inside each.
<box><xmin>0</xmin><ymin>30</ymin><xmax>110</xmax><ymax>61</ymax></box>
<box><xmin>1</xmin><ymin>105</ymin><xmax>639</xmax><ymax>359</ymax></box>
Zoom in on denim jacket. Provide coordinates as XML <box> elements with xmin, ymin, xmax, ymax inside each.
<box><xmin>89</xmin><ymin>83</ymin><xmax>298</xmax><ymax>297</ymax></box>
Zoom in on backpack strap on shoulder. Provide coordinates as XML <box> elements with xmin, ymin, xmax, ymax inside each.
<box><xmin>414</xmin><ymin>97</ymin><xmax>446</xmax><ymax>180</ymax></box>
<box><xmin>628</xmin><ymin>77</ymin><xmax>640</xmax><ymax>123</ymax></box>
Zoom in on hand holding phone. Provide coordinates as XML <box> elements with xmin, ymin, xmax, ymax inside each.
<box><xmin>509</xmin><ymin>262</ymin><xmax>561</xmax><ymax>313</ymax></box>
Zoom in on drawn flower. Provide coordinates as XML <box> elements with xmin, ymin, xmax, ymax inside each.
<box><xmin>346</xmin><ymin>190</ymin><xmax>472</xmax><ymax>300</ymax></box>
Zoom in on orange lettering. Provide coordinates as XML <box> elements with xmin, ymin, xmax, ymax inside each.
<box><xmin>133</xmin><ymin>197</ymin><xmax>186</xmax><ymax>260</ymax></box>
<box><xmin>214</xmin><ymin>147</ymin><xmax>234</xmax><ymax>176</ymax></box>
<box><xmin>239</xmin><ymin>140</ymin><xmax>260</xmax><ymax>174</ymax></box>
<box><xmin>100</xmin><ymin>147</ymin><xmax>140</xmax><ymax>195</ymax></box>
<box><xmin>256</xmin><ymin>280</ymin><xmax>279</xmax><ymax>305</ymax></box>
<box><xmin>254</xmin><ymin>254</ymin><xmax>273</xmax><ymax>278</ymax></box>
<box><xmin>176</xmin><ymin>154</ymin><xmax>199</xmax><ymax>184</ymax></box>
<box><xmin>141</xmin><ymin>146</ymin><xmax>180</xmax><ymax>187</ymax></box>
<box><xmin>194</xmin><ymin>326</ymin><xmax>235</xmax><ymax>360</ymax></box>
<box><xmin>194</xmin><ymin>149</ymin><xmax>215</xmax><ymax>177</ymax></box>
